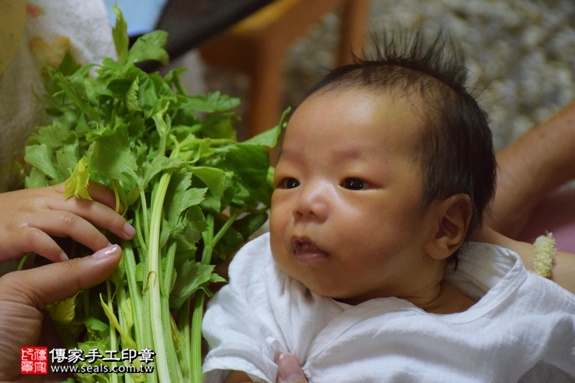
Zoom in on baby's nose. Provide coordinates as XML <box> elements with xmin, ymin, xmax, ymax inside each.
<box><xmin>293</xmin><ymin>182</ymin><xmax>329</xmax><ymax>221</ymax></box>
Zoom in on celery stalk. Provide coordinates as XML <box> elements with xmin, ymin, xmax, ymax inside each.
<box><xmin>147</xmin><ymin>172</ymin><xmax>174</xmax><ymax>382</ymax></box>
<box><xmin>24</xmin><ymin>8</ymin><xmax>281</xmax><ymax>382</ymax></box>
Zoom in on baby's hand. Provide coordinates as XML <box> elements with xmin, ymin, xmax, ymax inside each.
<box><xmin>0</xmin><ymin>182</ymin><xmax>136</xmax><ymax>263</ymax></box>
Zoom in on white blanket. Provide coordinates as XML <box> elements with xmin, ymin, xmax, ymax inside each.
<box><xmin>0</xmin><ymin>0</ymin><xmax>114</xmax><ymax>191</ymax></box>
<box><xmin>203</xmin><ymin>233</ymin><xmax>575</xmax><ymax>383</ymax></box>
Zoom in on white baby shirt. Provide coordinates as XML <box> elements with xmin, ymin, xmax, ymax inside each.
<box><xmin>202</xmin><ymin>233</ymin><xmax>575</xmax><ymax>383</ymax></box>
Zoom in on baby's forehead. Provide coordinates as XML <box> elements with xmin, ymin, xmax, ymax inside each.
<box><xmin>285</xmin><ymin>88</ymin><xmax>428</xmax><ymax>158</ymax></box>
<box><xmin>310</xmin><ymin>83</ymin><xmax>432</xmax><ymax>117</ymax></box>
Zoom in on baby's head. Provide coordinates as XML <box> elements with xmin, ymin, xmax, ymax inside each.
<box><xmin>270</xmin><ymin>31</ymin><xmax>496</xmax><ymax>305</ymax></box>
<box><xmin>303</xmin><ymin>32</ymin><xmax>496</xmax><ymax>234</ymax></box>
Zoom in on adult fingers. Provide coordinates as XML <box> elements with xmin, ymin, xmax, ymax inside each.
<box><xmin>49</xmin><ymin>183</ymin><xmax>136</xmax><ymax>241</ymax></box>
<box><xmin>2</xmin><ymin>244</ymin><xmax>122</xmax><ymax>309</ymax></box>
<box><xmin>54</xmin><ymin>181</ymin><xmax>118</xmax><ymax>211</ymax></box>
<box><xmin>0</xmin><ymin>245</ymin><xmax>122</xmax><ymax>382</ymax></box>
<box><xmin>0</xmin><ymin>185</ymin><xmax>133</xmax><ymax>264</ymax></box>
<box><xmin>276</xmin><ymin>354</ymin><xmax>308</xmax><ymax>383</ymax></box>
<box><xmin>5</xmin><ymin>225</ymin><xmax>67</xmax><ymax>263</ymax></box>
<box><xmin>26</xmin><ymin>210</ymin><xmax>112</xmax><ymax>254</ymax></box>
<box><xmin>5</xmin><ymin>209</ymin><xmax>122</xmax><ymax>263</ymax></box>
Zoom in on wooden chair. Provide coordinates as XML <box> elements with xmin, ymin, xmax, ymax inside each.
<box><xmin>199</xmin><ymin>0</ymin><xmax>371</xmax><ymax>138</ymax></box>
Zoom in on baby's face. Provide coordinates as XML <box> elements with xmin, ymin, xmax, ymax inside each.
<box><xmin>270</xmin><ymin>88</ymin><xmax>441</xmax><ymax>304</ymax></box>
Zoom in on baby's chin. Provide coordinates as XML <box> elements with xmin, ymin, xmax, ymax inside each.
<box><xmin>282</xmin><ymin>270</ymin><xmax>364</xmax><ymax>304</ymax></box>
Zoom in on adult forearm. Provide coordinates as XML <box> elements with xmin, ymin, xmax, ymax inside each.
<box><xmin>489</xmin><ymin>100</ymin><xmax>575</xmax><ymax>237</ymax></box>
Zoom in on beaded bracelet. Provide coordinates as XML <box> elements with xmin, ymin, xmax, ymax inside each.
<box><xmin>533</xmin><ymin>233</ymin><xmax>557</xmax><ymax>278</ymax></box>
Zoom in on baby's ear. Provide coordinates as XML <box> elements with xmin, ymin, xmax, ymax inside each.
<box><xmin>425</xmin><ymin>194</ymin><xmax>472</xmax><ymax>260</ymax></box>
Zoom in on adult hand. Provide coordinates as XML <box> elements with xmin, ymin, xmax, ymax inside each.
<box><xmin>0</xmin><ymin>244</ymin><xmax>122</xmax><ymax>382</ymax></box>
<box><xmin>0</xmin><ymin>182</ymin><xmax>135</xmax><ymax>264</ymax></box>
<box><xmin>276</xmin><ymin>354</ymin><xmax>308</xmax><ymax>383</ymax></box>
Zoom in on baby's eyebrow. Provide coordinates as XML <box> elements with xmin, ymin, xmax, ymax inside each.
<box><xmin>334</xmin><ymin>147</ymin><xmax>369</xmax><ymax>158</ymax></box>
<box><xmin>276</xmin><ymin>148</ymin><xmax>299</xmax><ymax>162</ymax></box>
<box><xmin>332</xmin><ymin>146</ymin><xmax>391</xmax><ymax>163</ymax></box>
<box><xmin>278</xmin><ymin>143</ymin><xmax>392</xmax><ymax>167</ymax></box>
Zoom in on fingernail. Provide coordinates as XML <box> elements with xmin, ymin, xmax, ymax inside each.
<box><xmin>123</xmin><ymin>222</ymin><xmax>136</xmax><ymax>239</ymax></box>
<box><xmin>277</xmin><ymin>354</ymin><xmax>306</xmax><ymax>383</ymax></box>
<box><xmin>59</xmin><ymin>252</ymin><xmax>69</xmax><ymax>262</ymax></box>
<box><xmin>92</xmin><ymin>244</ymin><xmax>120</xmax><ymax>259</ymax></box>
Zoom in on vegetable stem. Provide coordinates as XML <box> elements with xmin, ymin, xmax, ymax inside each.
<box><xmin>161</xmin><ymin>242</ymin><xmax>184</xmax><ymax>381</ymax></box>
<box><xmin>121</xmin><ymin>242</ymin><xmax>146</xmax><ymax>350</ymax></box>
<box><xmin>147</xmin><ymin>171</ymin><xmax>175</xmax><ymax>382</ymax></box>
<box><xmin>190</xmin><ymin>292</ymin><xmax>205</xmax><ymax>383</ymax></box>
<box><xmin>178</xmin><ymin>299</ymin><xmax>193</xmax><ymax>381</ymax></box>
<box><xmin>190</xmin><ymin>211</ymin><xmax>241</xmax><ymax>382</ymax></box>
<box><xmin>106</xmin><ymin>281</ymin><xmax>119</xmax><ymax>383</ymax></box>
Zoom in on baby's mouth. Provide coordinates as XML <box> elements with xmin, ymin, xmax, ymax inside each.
<box><xmin>291</xmin><ymin>237</ymin><xmax>329</xmax><ymax>263</ymax></box>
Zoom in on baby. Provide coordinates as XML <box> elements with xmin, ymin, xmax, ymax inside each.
<box><xmin>202</xmin><ymin>32</ymin><xmax>575</xmax><ymax>382</ymax></box>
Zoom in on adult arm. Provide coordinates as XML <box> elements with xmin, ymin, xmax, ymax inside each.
<box><xmin>473</xmin><ymin>225</ymin><xmax>575</xmax><ymax>294</ymax></box>
<box><xmin>488</xmin><ymin>100</ymin><xmax>575</xmax><ymax>238</ymax></box>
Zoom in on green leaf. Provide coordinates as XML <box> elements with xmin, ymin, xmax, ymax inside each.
<box><xmin>165</xmin><ymin>171</ymin><xmax>207</xmax><ymax>226</ymax></box>
<box><xmin>84</xmin><ymin>317</ymin><xmax>109</xmax><ymax>332</ymax></box>
<box><xmin>24</xmin><ymin>168</ymin><xmax>49</xmax><ymax>188</ymax></box>
<box><xmin>182</xmin><ymin>206</ymin><xmax>207</xmax><ymax>241</ymax></box>
<box><xmin>192</xmin><ymin>167</ymin><xmax>227</xmax><ymax>198</ymax></box>
<box><xmin>112</xmin><ymin>5</ymin><xmax>129</xmax><ymax>64</ymax></box>
<box><xmin>233</xmin><ymin>211</ymin><xmax>269</xmax><ymax>239</ymax></box>
<box><xmin>219</xmin><ymin>144</ymin><xmax>274</xmax><ymax>206</ymax></box>
<box><xmin>57</xmin><ymin>51</ymin><xmax>82</xmax><ymax>76</ymax></box>
<box><xmin>182</xmin><ymin>92</ymin><xmax>240</xmax><ymax>113</ymax></box>
<box><xmin>200</xmin><ymin>113</ymin><xmax>237</xmax><ymax>140</ymax></box>
<box><xmin>89</xmin><ymin>127</ymin><xmax>138</xmax><ymax>187</ymax></box>
<box><xmin>65</xmin><ymin>157</ymin><xmax>92</xmax><ymax>200</ymax></box>
<box><xmin>141</xmin><ymin>155</ymin><xmax>185</xmax><ymax>187</ymax></box>
<box><xmin>138</xmin><ymin>73</ymin><xmax>177</xmax><ymax>118</ymax></box>
<box><xmin>30</xmin><ymin>121</ymin><xmax>75</xmax><ymax>149</ymax></box>
<box><xmin>128</xmin><ymin>30</ymin><xmax>169</xmax><ymax>65</ymax></box>
<box><xmin>213</xmin><ymin>224</ymin><xmax>244</xmax><ymax>261</ymax></box>
<box><xmin>49</xmin><ymin>69</ymin><xmax>100</xmax><ymax>122</ymax></box>
<box><xmin>170</xmin><ymin>261</ymin><xmax>225</xmax><ymax>309</ymax></box>
<box><xmin>24</xmin><ymin>144</ymin><xmax>61</xmax><ymax>182</ymax></box>
<box><xmin>55</xmin><ymin>144</ymin><xmax>80</xmax><ymax>179</ymax></box>
<box><xmin>126</xmin><ymin>79</ymin><xmax>141</xmax><ymax>112</ymax></box>
<box><xmin>47</xmin><ymin>293</ymin><xmax>78</xmax><ymax>324</ymax></box>
<box><xmin>242</xmin><ymin>107</ymin><xmax>289</xmax><ymax>148</ymax></box>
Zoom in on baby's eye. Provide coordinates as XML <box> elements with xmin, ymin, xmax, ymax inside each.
<box><xmin>278</xmin><ymin>177</ymin><xmax>300</xmax><ymax>189</ymax></box>
<box><xmin>341</xmin><ymin>178</ymin><xmax>368</xmax><ymax>190</ymax></box>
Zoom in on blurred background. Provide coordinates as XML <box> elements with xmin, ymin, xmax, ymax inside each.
<box><xmin>199</xmin><ymin>0</ymin><xmax>575</xmax><ymax>149</ymax></box>
<box><xmin>115</xmin><ymin>0</ymin><xmax>575</xmax><ymax>150</ymax></box>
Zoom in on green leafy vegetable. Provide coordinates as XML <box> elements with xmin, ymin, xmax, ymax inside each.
<box><xmin>24</xmin><ymin>7</ymin><xmax>284</xmax><ymax>382</ymax></box>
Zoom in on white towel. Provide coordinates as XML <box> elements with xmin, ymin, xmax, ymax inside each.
<box><xmin>0</xmin><ymin>0</ymin><xmax>115</xmax><ymax>191</ymax></box>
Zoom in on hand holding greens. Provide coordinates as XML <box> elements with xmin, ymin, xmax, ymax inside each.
<box><xmin>24</xmin><ymin>8</ymin><xmax>282</xmax><ymax>382</ymax></box>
